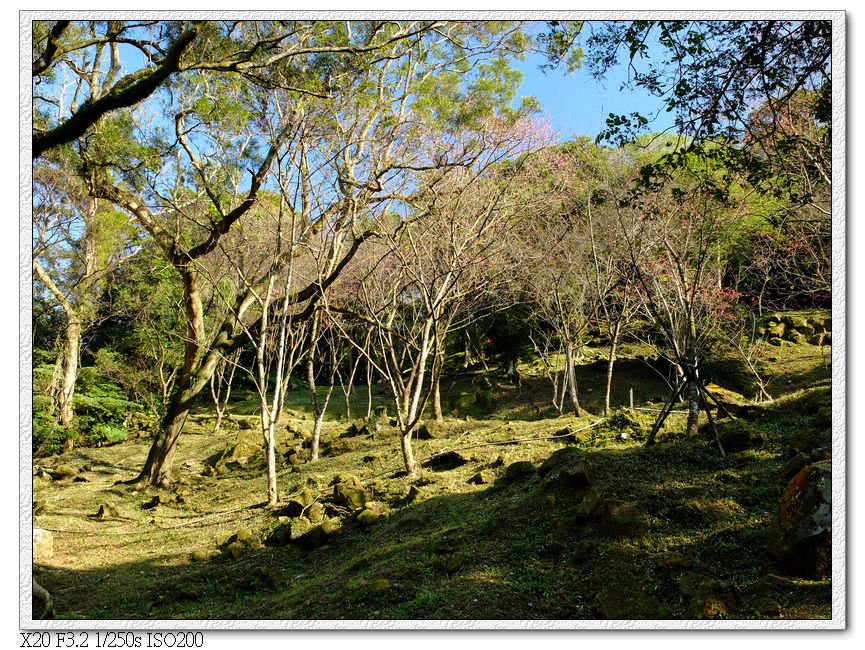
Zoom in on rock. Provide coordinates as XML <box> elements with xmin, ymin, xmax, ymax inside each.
<box><xmin>777</xmin><ymin>452</ymin><xmax>812</xmax><ymax>481</ymax></box>
<box><xmin>404</xmin><ymin>485</ymin><xmax>422</xmax><ymax>503</ymax></box>
<box><xmin>33</xmin><ymin>528</ymin><xmax>53</xmax><ymax>562</ymax></box>
<box><xmin>768</xmin><ymin>337</ymin><xmax>784</xmax><ymax>347</ymax></box>
<box><xmin>807</xmin><ymin>333</ymin><xmax>825</xmax><ymax>346</ymax></box>
<box><xmin>297</xmin><ymin>518</ymin><xmax>340</xmax><ymax>549</ymax></box>
<box><xmin>280</xmin><ymin>488</ymin><xmax>319</xmax><ymax>518</ymax></box>
<box><xmin>266</xmin><ymin>517</ymin><xmax>313</xmax><ymax>546</ymax></box>
<box><xmin>599</xmin><ymin>499</ymin><xmax>651</xmax><ymax>538</ymax></box>
<box><xmin>423</xmin><ymin>451</ymin><xmax>468</xmax><ymax>471</ymax></box>
<box><xmin>576</xmin><ymin>484</ymin><xmax>606</xmax><ymax>521</ymax></box>
<box><xmin>822</xmin><ymin>331</ymin><xmax>832</xmax><ymax>345</ymax></box>
<box><xmin>769</xmin><ymin>461</ymin><xmax>831</xmax><ymax>579</ymax></box>
<box><xmin>416</xmin><ymin>420</ymin><xmax>446</xmax><ymax>439</ymax></box>
<box><xmin>503</xmin><ymin>460</ymin><xmax>535</xmax><ymax>481</ymax></box>
<box><xmin>786</xmin><ymin>331</ymin><xmax>807</xmax><ymax>346</ymax></box>
<box><xmin>48</xmin><ymin>464</ymin><xmax>77</xmax><ymax>480</ymax></box>
<box><xmin>679</xmin><ymin>572</ymin><xmax>738</xmax><ymax>619</ymax></box>
<box><xmin>235</xmin><ymin>528</ymin><xmax>256</xmax><ymax>544</ymax></box>
<box><xmin>191</xmin><ymin>549</ymin><xmax>212</xmax><ymax>562</ymax></box>
<box><xmin>767</xmin><ymin>322</ymin><xmax>786</xmax><ymax>338</ymax></box>
<box><xmin>717</xmin><ymin>420</ymin><xmax>767</xmax><ymax>453</ymax></box>
<box><xmin>538</xmin><ymin>448</ymin><xmax>578</xmax><ymax>477</ymax></box>
<box><xmin>753</xmin><ymin>597</ymin><xmax>782</xmax><ymax>618</ymax></box>
<box><xmin>369</xmin><ymin>578</ymin><xmax>392</xmax><ymax>594</ymax></box>
<box><xmin>307</xmin><ymin>502</ymin><xmax>325</xmax><ymax>523</ymax></box>
<box><xmin>227</xmin><ymin>541</ymin><xmax>246</xmax><ymax>560</ymax></box>
<box><xmin>674</xmin><ymin>498</ymin><xmax>745</xmax><ymax>524</ymax></box>
<box><xmin>333</xmin><ymin>475</ymin><xmax>371</xmax><ymax>511</ymax></box>
<box><xmin>356</xmin><ymin>503</ymin><xmax>390</xmax><ymax>527</ymax></box>
<box><xmin>789</xmin><ymin>428</ymin><xmax>829</xmax><ymax>456</ymax></box>
<box><xmin>467</xmin><ymin>471</ymin><xmax>493</xmax><ymax>485</ymax></box>
<box><xmin>542</xmin><ymin>459</ymin><xmax>592</xmax><ymax>491</ymax></box>
<box><xmin>96</xmin><ymin>503</ymin><xmax>119</xmax><ymax>520</ymax></box>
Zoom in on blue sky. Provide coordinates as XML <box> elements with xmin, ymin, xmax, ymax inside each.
<box><xmin>512</xmin><ymin>48</ymin><xmax>677</xmax><ymax>144</ymax></box>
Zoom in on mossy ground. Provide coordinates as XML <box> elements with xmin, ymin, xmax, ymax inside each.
<box><xmin>32</xmin><ymin>314</ymin><xmax>833</xmax><ymax>621</ymax></box>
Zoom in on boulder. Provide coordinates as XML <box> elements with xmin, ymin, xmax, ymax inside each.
<box><xmin>769</xmin><ymin>461</ymin><xmax>831</xmax><ymax>579</ymax></box>
<box><xmin>416</xmin><ymin>420</ymin><xmax>446</xmax><ymax>440</ymax></box>
<box><xmin>95</xmin><ymin>503</ymin><xmax>119</xmax><ymax>520</ymax></box>
<box><xmin>503</xmin><ymin>460</ymin><xmax>535</xmax><ymax>482</ymax></box>
<box><xmin>33</xmin><ymin>528</ymin><xmax>53</xmax><ymax>562</ymax></box>
<box><xmin>279</xmin><ymin>488</ymin><xmax>318</xmax><ymax>518</ymax></box>
<box><xmin>423</xmin><ymin>451</ymin><xmax>468</xmax><ymax>471</ymax></box>
<box><xmin>296</xmin><ymin>518</ymin><xmax>340</xmax><ymax>549</ymax></box>
<box><xmin>717</xmin><ymin>420</ymin><xmax>767</xmax><ymax>453</ymax></box>
<box><xmin>767</xmin><ymin>323</ymin><xmax>786</xmax><ymax>338</ymax></box>
<box><xmin>333</xmin><ymin>475</ymin><xmax>371</xmax><ymax>511</ymax></box>
<box><xmin>542</xmin><ymin>460</ymin><xmax>592</xmax><ymax>491</ymax></box>
<box><xmin>266</xmin><ymin>517</ymin><xmax>313</xmax><ymax>546</ymax></box>
<box><xmin>467</xmin><ymin>471</ymin><xmax>493</xmax><ymax>485</ymax></box>
<box><xmin>679</xmin><ymin>572</ymin><xmax>738</xmax><ymax>619</ymax></box>
<box><xmin>48</xmin><ymin>464</ymin><xmax>77</xmax><ymax>480</ymax></box>
<box><xmin>575</xmin><ymin>484</ymin><xmax>606</xmax><ymax>521</ymax></box>
<box><xmin>599</xmin><ymin>499</ymin><xmax>651</xmax><ymax>538</ymax></box>
<box><xmin>368</xmin><ymin>578</ymin><xmax>392</xmax><ymax>594</ymax></box>
<box><xmin>356</xmin><ymin>502</ymin><xmax>390</xmax><ymax>527</ymax></box>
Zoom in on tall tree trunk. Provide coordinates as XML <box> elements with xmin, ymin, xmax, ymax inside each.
<box><xmin>565</xmin><ymin>343</ymin><xmax>581</xmax><ymax>417</ymax></box>
<box><xmin>604</xmin><ymin>319</ymin><xmax>622</xmax><ymax>418</ymax></box>
<box><xmin>56</xmin><ymin>320</ymin><xmax>81</xmax><ymax>429</ymax></box>
<box><xmin>400</xmin><ymin>431</ymin><xmax>418</xmax><ymax>477</ymax></box>
<box><xmin>432</xmin><ymin>350</ymin><xmax>444</xmax><ymax>422</ymax></box>
<box><xmin>136</xmin><ymin>397</ymin><xmax>190</xmax><ymax>487</ymax></box>
<box><xmin>264</xmin><ymin>413</ymin><xmax>278</xmax><ymax>506</ymax></box>
<box><xmin>685</xmin><ymin>346</ymin><xmax>700</xmax><ymax>438</ymax></box>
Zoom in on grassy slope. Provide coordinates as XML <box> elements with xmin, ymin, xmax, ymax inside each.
<box><xmin>32</xmin><ymin>320</ymin><xmax>833</xmax><ymax>621</ymax></box>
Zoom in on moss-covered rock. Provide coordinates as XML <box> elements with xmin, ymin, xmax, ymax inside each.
<box><xmin>333</xmin><ymin>475</ymin><xmax>371</xmax><ymax>511</ymax></box>
<box><xmin>717</xmin><ymin>420</ymin><xmax>767</xmax><ymax>453</ymax></box>
<box><xmin>599</xmin><ymin>499</ymin><xmax>651</xmax><ymax>538</ymax></box>
<box><xmin>467</xmin><ymin>470</ymin><xmax>493</xmax><ymax>485</ymax></box>
<box><xmin>356</xmin><ymin>502</ymin><xmax>390</xmax><ymax>527</ymax></box>
<box><xmin>769</xmin><ymin>461</ymin><xmax>831</xmax><ymax>579</ymax></box>
<box><xmin>679</xmin><ymin>572</ymin><xmax>738</xmax><ymax>619</ymax></box>
<box><xmin>503</xmin><ymin>460</ymin><xmax>535</xmax><ymax>482</ymax></box>
<box><xmin>416</xmin><ymin>420</ymin><xmax>446</xmax><ymax>439</ymax></box>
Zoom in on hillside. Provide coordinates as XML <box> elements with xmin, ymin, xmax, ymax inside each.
<box><xmin>32</xmin><ymin>326</ymin><xmax>833</xmax><ymax>621</ymax></box>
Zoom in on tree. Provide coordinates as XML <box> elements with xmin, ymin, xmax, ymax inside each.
<box><xmin>61</xmin><ymin>20</ymin><xmax>536</xmax><ymax>487</ymax></box>
<box><xmin>33</xmin><ymin>159</ymin><xmax>135</xmax><ymax>431</ymax></box>
<box><xmin>334</xmin><ymin>115</ymin><xmax>544</xmax><ymax>475</ymax></box>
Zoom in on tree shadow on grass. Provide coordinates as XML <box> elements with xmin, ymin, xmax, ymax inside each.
<box><xmin>34</xmin><ymin>434</ymin><xmax>830</xmax><ymax>622</ymax></box>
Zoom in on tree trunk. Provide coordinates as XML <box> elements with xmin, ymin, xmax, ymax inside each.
<box><xmin>136</xmin><ymin>400</ymin><xmax>189</xmax><ymax>487</ymax></box>
<box><xmin>565</xmin><ymin>343</ymin><xmax>581</xmax><ymax>417</ymax></box>
<box><xmin>56</xmin><ymin>320</ymin><xmax>81</xmax><ymax>429</ymax></box>
<box><xmin>432</xmin><ymin>351</ymin><xmax>444</xmax><ymax>422</ymax></box>
<box><xmin>686</xmin><ymin>377</ymin><xmax>700</xmax><ymax>438</ymax></box>
<box><xmin>685</xmin><ymin>345</ymin><xmax>700</xmax><ymax>438</ymax></box>
<box><xmin>604</xmin><ymin>320</ymin><xmax>622</xmax><ymax>418</ymax></box>
<box><xmin>400</xmin><ymin>430</ymin><xmax>418</xmax><ymax>477</ymax></box>
<box><xmin>265</xmin><ymin>415</ymin><xmax>278</xmax><ymax>506</ymax></box>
